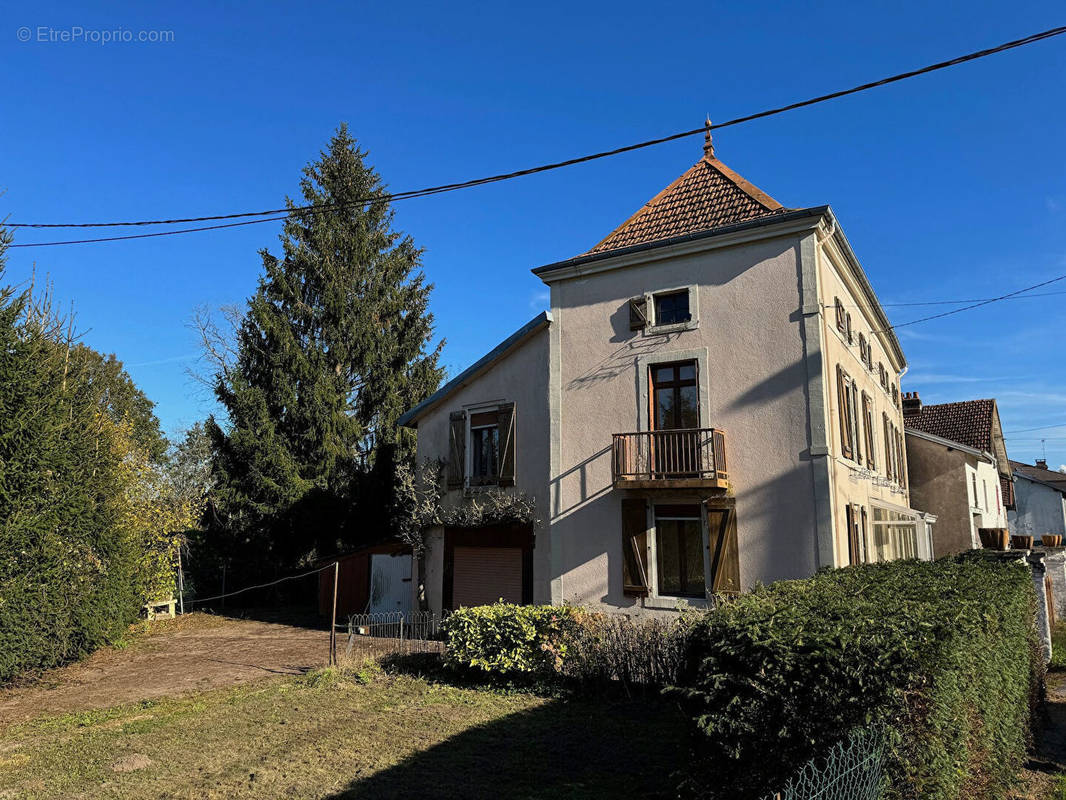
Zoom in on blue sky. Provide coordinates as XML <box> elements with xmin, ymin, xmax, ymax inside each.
<box><xmin>2</xmin><ymin>1</ymin><xmax>1064</xmax><ymax>467</ymax></box>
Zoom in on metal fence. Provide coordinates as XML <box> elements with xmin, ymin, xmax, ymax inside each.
<box><xmin>762</xmin><ymin>728</ymin><xmax>886</xmax><ymax>800</ymax></box>
<box><xmin>343</xmin><ymin>611</ymin><xmax>444</xmax><ymax>661</ymax></box>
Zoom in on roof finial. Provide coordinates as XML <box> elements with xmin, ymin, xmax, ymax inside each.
<box><xmin>703</xmin><ymin>116</ymin><xmax>714</xmax><ymax>159</ymax></box>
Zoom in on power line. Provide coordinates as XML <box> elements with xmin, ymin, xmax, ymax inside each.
<box><xmin>1004</xmin><ymin>423</ymin><xmax>1066</xmax><ymax>434</ymax></box>
<box><xmin>836</xmin><ymin>289</ymin><xmax>1066</xmax><ymax>308</ymax></box>
<box><xmin>6</xmin><ymin>22</ymin><xmax>1066</xmax><ymax>246</ymax></box>
<box><xmin>186</xmin><ymin>562</ymin><xmax>334</xmax><ymax>606</ymax></box>
<box><xmin>878</xmin><ymin>272</ymin><xmax>1066</xmax><ymax>332</ymax></box>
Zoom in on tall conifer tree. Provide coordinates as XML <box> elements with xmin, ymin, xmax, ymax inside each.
<box><xmin>207</xmin><ymin>125</ymin><xmax>444</xmax><ymax>574</ymax></box>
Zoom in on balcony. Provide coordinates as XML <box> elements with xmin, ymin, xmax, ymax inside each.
<box><xmin>611</xmin><ymin>428</ymin><xmax>729</xmax><ymax>490</ymax></box>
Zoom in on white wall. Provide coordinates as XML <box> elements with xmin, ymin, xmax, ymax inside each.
<box><xmin>1009</xmin><ymin>477</ymin><xmax>1066</xmax><ymax>538</ymax></box>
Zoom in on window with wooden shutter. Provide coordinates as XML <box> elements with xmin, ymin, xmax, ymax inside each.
<box><xmin>879</xmin><ymin>363</ymin><xmax>887</xmax><ymax>390</ymax></box>
<box><xmin>835</xmin><ymin>297</ymin><xmax>845</xmax><ymax>331</ymax></box>
<box><xmin>706</xmin><ymin>505</ymin><xmax>740</xmax><ymax>594</ymax></box>
<box><xmin>895</xmin><ymin>428</ymin><xmax>906</xmax><ymax>489</ymax></box>
<box><xmin>629</xmin><ymin>297</ymin><xmax>648</xmax><ymax>330</ymax></box>
<box><xmin>846</xmin><ymin>504</ymin><xmax>860</xmax><ymax>566</ymax></box>
<box><xmin>849</xmin><ymin>381</ymin><xmax>862</xmax><ymax>465</ymax></box>
<box><xmin>621</xmin><ymin>499</ymin><xmax>649</xmax><ymax>596</ymax></box>
<box><xmin>862</xmin><ymin>393</ymin><xmax>876</xmax><ymax>471</ymax></box>
<box><xmin>845</xmin><ymin>312</ymin><xmax>853</xmax><ymax>344</ymax></box>
<box><xmin>858</xmin><ymin>333</ymin><xmax>868</xmax><ymax>366</ymax></box>
<box><xmin>497</xmin><ymin>402</ymin><xmax>516</xmax><ymax>487</ymax></box>
<box><xmin>447</xmin><ymin>411</ymin><xmax>466</xmax><ymax>489</ymax></box>
<box><xmin>837</xmin><ymin>366</ymin><xmax>853</xmax><ymax>460</ymax></box>
<box><xmin>883</xmin><ymin>413</ymin><xmax>894</xmax><ymax>482</ymax></box>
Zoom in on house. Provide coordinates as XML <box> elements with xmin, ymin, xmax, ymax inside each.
<box><xmin>1009</xmin><ymin>459</ymin><xmax>1066</xmax><ymax>539</ymax></box>
<box><xmin>902</xmin><ymin>394</ymin><xmax>1013</xmax><ymax>555</ymax></box>
<box><xmin>398</xmin><ymin>123</ymin><xmax>933</xmax><ymax>616</ymax></box>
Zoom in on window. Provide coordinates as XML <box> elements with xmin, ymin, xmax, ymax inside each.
<box><xmin>845</xmin><ymin>312</ymin><xmax>853</xmax><ymax>344</ymax></box>
<box><xmin>651</xmin><ymin>361</ymin><xmax>699</xmax><ymax>431</ymax></box>
<box><xmin>858</xmin><ymin>334</ymin><xmax>870</xmax><ymax>368</ymax></box>
<box><xmin>862</xmin><ymin>393</ymin><xmax>876</xmax><ymax>471</ymax></box>
<box><xmin>469</xmin><ymin>411</ymin><xmax>499</xmax><ymax>485</ymax></box>
<box><xmin>883</xmin><ymin>412</ymin><xmax>895</xmax><ymax>482</ymax></box>
<box><xmin>837</xmin><ymin>366</ymin><xmax>860</xmax><ymax>462</ymax></box>
<box><xmin>878</xmin><ymin>362</ymin><xmax>888</xmax><ymax>390</ymax></box>
<box><xmin>447</xmin><ymin>404</ymin><xmax>517</xmax><ymax>489</ymax></box>
<box><xmin>835</xmin><ymin>297</ymin><xmax>846</xmax><ymax>331</ymax></box>
<box><xmin>653</xmin><ymin>290</ymin><xmax>691</xmax><ymax>326</ymax></box>
<box><xmin>892</xmin><ymin>385</ymin><xmax>899</xmax><ymax>408</ymax></box>
<box><xmin>655</xmin><ymin>505</ymin><xmax>704</xmax><ymax>598</ymax></box>
<box><xmin>971</xmin><ymin>472</ymin><xmax>978</xmax><ymax>507</ymax></box>
<box><xmin>871</xmin><ymin>506</ymin><xmax>920</xmax><ymax>561</ymax></box>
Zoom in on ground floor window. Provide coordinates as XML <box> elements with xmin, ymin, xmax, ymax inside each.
<box><xmin>654</xmin><ymin>505</ymin><xmax>704</xmax><ymax>597</ymax></box>
<box><xmin>870</xmin><ymin>506</ymin><xmax>920</xmax><ymax>561</ymax></box>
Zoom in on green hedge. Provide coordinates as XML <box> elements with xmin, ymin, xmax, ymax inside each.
<box><xmin>669</xmin><ymin>556</ymin><xmax>1042</xmax><ymax>800</ymax></box>
<box><xmin>442</xmin><ymin>603</ymin><xmax>577</xmax><ymax>677</ymax></box>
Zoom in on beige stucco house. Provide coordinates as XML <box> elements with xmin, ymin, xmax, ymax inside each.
<box><xmin>399</xmin><ymin>125</ymin><xmax>933</xmax><ymax>616</ymax></box>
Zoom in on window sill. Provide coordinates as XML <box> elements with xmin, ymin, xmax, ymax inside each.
<box><xmin>645</xmin><ymin>320</ymin><xmax>698</xmax><ymax>336</ymax></box>
<box><xmin>641</xmin><ymin>595</ymin><xmax>709</xmax><ymax>611</ymax></box>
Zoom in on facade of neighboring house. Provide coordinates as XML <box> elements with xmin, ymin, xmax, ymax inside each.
<box><xmin>902</xmin><ymin>394</ymin><xmax>1013</xmax><ymax>555</ymax></box>
<box><xmin>1009</xmin><ymin>459</ymin><xmax>1066</xmax><ymax>538</ymax></box>
<box><xmin>399</xmin><ymin>126</ymin><xmax>933</xmax><ymax>616</ymax></box>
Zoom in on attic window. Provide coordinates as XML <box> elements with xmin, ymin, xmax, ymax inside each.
<box><xmin>654</xmin><ymin>290</ymin><xmax>691</xmax><ymax>326</ymax></box>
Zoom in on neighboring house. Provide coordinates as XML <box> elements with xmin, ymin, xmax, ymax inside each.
<box><xmin>1009</xmin><ymin>459</ymin><xmax>1066</xmax><ymax>538</ymax></box>
<box><xmin>902</xmin><ymin>394</ymin><xmax>1013</xmax><ymax>555</ymax></box>
<box><xmin>399</xmin><ymin>125</ymin><xmax>933</xmax><ymax>616</ymax></box>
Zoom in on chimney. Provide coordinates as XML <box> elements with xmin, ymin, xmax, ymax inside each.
<box><xmin>901</xmin><ymin>391</ymin><xmax>922</xmax><ymax>416</ymax></box>
<box><xmin>1036</xmin><ymin>458</ymin><xmax>1048</xmax><ymax>470</ymax></box>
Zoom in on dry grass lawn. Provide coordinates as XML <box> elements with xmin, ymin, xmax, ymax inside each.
<box><xmin>0</xmin><ymin>663</ymin><xmax>689</xmax><ymax>799</ymax></box>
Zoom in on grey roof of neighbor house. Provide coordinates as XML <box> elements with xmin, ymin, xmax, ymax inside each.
<box><xmin>396</xmin><ymin>311</ymin><xmax>551</xmax><ymax>427</ymax></box>
<box><xmin>1010</xmin><ymin>460</ymin><xmax>1066</xmax><ymax>494</ymax></box>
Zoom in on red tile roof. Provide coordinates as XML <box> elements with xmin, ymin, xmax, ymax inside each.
<box><xmin>903</xmin><ymin>399</ymin><xmax>998</xmax><ymax>454</ymax></box>
<box><xmin>587</xmin><ymin>139</ymin><xmax>786</xmax><ymax>255</ymax></box>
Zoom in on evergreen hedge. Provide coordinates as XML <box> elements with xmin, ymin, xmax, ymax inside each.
<box><xmin>0</xmin><ymin>273</ymin><xmax>184</xmax><ymax>683</ymax></box>
<box><xmin>669</xmin><ymin>556</ymin><xmax>1042</xmax><ymax>800</ymax></box>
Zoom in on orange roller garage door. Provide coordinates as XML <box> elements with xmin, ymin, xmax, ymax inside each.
<box><xmin>451</xmin><ymin>546</ymin><xmax>524</xmax><ymax>608</ymax></box>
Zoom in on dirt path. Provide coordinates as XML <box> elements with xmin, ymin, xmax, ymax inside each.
<box><xmin>1015</xmin><ymin>670</ymin><xmax>1066</xmax><ymax>799</ymax></box>
<box><xmin>0</xmin><ymin>615</ymin><xmax>330</xmax><ymax>726</ymax></box>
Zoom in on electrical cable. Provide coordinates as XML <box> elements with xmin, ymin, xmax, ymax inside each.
<box><xmin>186</xmin><ymin>562</ymin><xmax>335</xmax><ymax>606</ymax></box>
<box><xmin>6</xmin><ymin>23</ymin><xmax>1065</xmax><ymax>246</ymax></box>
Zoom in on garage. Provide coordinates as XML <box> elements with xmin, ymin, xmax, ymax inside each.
<box><xmin>443</xmin><ymin>523</ymin><xmax>533</xmax><ymax>610</ymax></box>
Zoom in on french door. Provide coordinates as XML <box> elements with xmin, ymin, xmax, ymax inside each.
<box><xmin>649</xmin><ymin>360</ymin><xmax>701</xmax><ymax>476</ymax></box>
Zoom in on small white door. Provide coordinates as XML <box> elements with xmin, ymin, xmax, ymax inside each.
<box><xmin>451</xmin><ymin>546</ymin><xmax>523</xmax><ymax>608</ymax></box>
<box><xmin>368</xmin><ymin>553</ymin><xmax>413</xmax><ymax>618</ymax></box>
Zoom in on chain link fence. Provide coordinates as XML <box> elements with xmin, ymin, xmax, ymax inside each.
<box><xmin>762</xmin><ymin>728</ymin><xmax>886</xmax><ymax>800</ymax></box>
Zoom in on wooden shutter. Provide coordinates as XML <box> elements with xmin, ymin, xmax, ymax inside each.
<box><xmin>621</xmin><ymin>499</ymin><xmax>649</xmax><ymax>596</ymax></box>
<box><xmin>707</xmin><ymin>505</ymin><xmax>740</xmax><ymax>594</ymax></box>
<box><xmin>895</xmin><ymin>429</ymin><xmax>906</xmax><ymax>489</ymax></box>
<box><xmin>883</xmin><ymin>413</ymin><xmax>894</xmax><ymax>482</ymax></box>
<box><xmin>835</xmin><ymin>298</ymin><xmax>845</xmax><ymax>331</ymax></box>
<box><xmin>846</xmin><ymin>504</ymin><xmax>860</xmax><ymax>566</ymax></box>
<box><xmin>447</xmin><ymin>411</ymin><xmax>466</xmax><ymax>489</ymax></box>
<box><xmin>629</xmin><ymin>297</ymin><xmax>648</xmax><ymax>330</ymax></box>
<box><xmin>497</xmin><ymin>402</ymin><xmax>516</xmax><ymax>487</ymax></box>
<box><xmin>862</xmin><ymin>394</ymin><xmax>876</xmax><ymax>471</ymax></box>
<box><xmin>845</xmin><ymin>312</ymin><xmax>853</xmax><ymax>344</ymax></box>
<box><xmin>837</xmin><ymin>366</ymin><xmax>853</xmax><ymax>459</ymax></box>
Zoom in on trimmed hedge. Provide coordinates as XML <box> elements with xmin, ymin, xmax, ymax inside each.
<box><xmin>442</xmin><ymin>603</ymin><xmax>577</xmax><ymax>677</ymax></box>
<box><xmin>669</xmin><ymin>556</ymin><xmax>1042</xmax><ymax>800</ymax></box>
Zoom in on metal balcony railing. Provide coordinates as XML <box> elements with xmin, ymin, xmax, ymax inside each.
<box><xmin>611</xmin><ymin>428</ymin><xmax>728</xmax><ymax>485</ymax></box>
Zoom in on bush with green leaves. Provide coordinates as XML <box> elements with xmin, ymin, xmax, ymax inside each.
<box><xmin>441</xmin><ymin>603</ymin><xmax>577</xmax><ymax>677</ymax></box>
<box><xmin>669</xmin><ymin>556</ymin><xmax>1042</xmax><ymax>800</ymax></box>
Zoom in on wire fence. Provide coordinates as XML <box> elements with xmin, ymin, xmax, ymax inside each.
<box><xmin>762</xmin><ymin>728</ymin><xmax>886</xmax><ymax>800</ymax></box>
<box><xmin>343</xmin><ymin>611</ymin><xmax>445</xmax><ymax>661</ymax></box>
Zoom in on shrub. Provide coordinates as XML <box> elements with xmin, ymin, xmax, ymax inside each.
<box><xmin>668</xmin><ymin>556</ymin><xmax>1042</xmax><ymax>800</ymax></box>
<box><xmin>442</xmin><ymin>603</ymin><xmax>576</xmax><ymax>677</ymax></box>
<box><xmin>561</xmin><ymin>609</ymin><xmax>695</xmax><ymax>691</ymax></box>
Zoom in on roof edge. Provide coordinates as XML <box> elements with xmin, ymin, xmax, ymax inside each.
<box><xmin>396</xmin><ymin>311</ymin><xmax>552</xmax><ymax>428</ymax></box>
<box><xmin>905</xmin><ymin>426</ymin><xmax>991</xmax><ymax>460</ymax></box>
<box><xmin>532</xmin><ymin>206</ymin><xmax>829</xmax><ymax>277</ymax></box>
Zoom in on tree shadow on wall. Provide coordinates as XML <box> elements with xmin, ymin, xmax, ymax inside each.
<box><xmin>324</xmin><ymin>692</ymin><xmax>690</xmax><ymax>799</ymax></box>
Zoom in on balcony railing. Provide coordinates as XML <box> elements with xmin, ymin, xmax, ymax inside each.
<box><xmin>611</xmin><ymin>428</ymin><xmax>728</xmax><ymax>488</ymax></box>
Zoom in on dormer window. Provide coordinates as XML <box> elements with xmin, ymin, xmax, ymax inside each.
<box><xmin>654</xmin><ymin>290</ymin><xmax>691</xmax><ymax>326</ymax></box>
